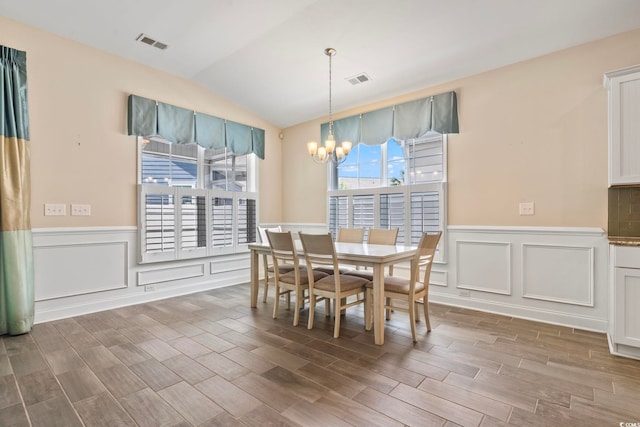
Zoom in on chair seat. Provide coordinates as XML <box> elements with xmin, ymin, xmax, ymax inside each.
<box><xmin>267</xmin><ymin>264</ymin><xmax>295</xmax><ymax>274</ymax></box>
<box><xmin>279</xmin><ymin>269</ymin><xmax>328</xmax><ymax>285</ymax></box>
<box><xmin>313</xmin><ymin>266</ymin><xmax>354</xmax><ymax>275</ymax></box>
<box><xmin>365</xmin><ymin>275</ymin><xmax>425</xmax><ymax>294</ymax></box>
<box><xmin>313</xmin><ymin>274</ymin><xmax>370</xmax><ymax>292</ymax></box>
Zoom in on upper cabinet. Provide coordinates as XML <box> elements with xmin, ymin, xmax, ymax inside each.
<box><xmin>605</xmin><ymin>65</ymin><xmax>640</xmax><ymax>187</ymax></box>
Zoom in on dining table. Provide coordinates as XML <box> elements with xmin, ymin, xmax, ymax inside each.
<box><xmin>248</xmin><ymin>240</ymin><xmax>418</xmax><ymax>345</ymax></box>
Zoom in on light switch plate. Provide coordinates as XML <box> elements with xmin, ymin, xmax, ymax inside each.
<box><xmin>519</xmin><ymin>202</ymin><xmax>535</xmax><ymax>215</ymax></box>
<box><xmin>44</xmin><ymin>203</ymin><xmax>66</xmax><ymax>216</ymax></box>
<box><xmin>71</xmin><ymin>204</ymin><xmax>91</xmax><ymax>216</ymax></box>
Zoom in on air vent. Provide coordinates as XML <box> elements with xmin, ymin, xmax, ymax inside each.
<box><xmin>346</xmin><ymin>73</ymin><xmax>371</xmax><ymax>85</ymax></box>
<box><xmin>136</xmin><ymin>33</ymin><xmax>168</xmax><ymax>50</ymax></box>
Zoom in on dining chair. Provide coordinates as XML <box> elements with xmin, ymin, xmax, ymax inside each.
<box><xmin>366</xmin><ymin>231</ymin><xmax>441</xmax><ymax>342</ymax></box>
<box><xmin>337</xmin><ymin>227</ymin><xmax>365</xmax><ymax>243</ymax></box>
<box><xmin>345</xmin><ymin>228</ymin><xmax>399</xmax><ymax>280</ymax></box>
<box><xmin>258</xmin><ymin>226</ymin><xmax>295</xmax><ymax>303</ymax></box>
<box><xmin>266</xmin><ymin>230</ymin><xmax>329</xmax><ymax>326</ymax></box>
<box><xmin>299</xmin><ymin>232</ymin><xmax>371</xmax><ymax>338</ymax></box>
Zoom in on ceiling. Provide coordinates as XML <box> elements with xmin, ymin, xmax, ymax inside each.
<box><xmin>2</xmin><ymin>0</ymin><xmax>640</xmax><ymax>128</ymax></box>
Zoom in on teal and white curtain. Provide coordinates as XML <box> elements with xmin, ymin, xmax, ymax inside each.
<box><xmin>321</xmin><ymin>91</ymin><xmax>459</xmax><ymax>146</ymax></box>
<box><xmin>0</xmin><ymin>45</ymin><xmax>34</xmax><ymax>335</ymax></box>
<box><xmin>128</xmin><ymin>94</ymin><xmax>265</xmax><ymax>159</ymax></box>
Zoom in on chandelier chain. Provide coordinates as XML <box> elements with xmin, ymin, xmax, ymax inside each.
<box><xmin>328</xmin><ymin>49</ymin><xmax>333</xmax><ymax>134</ymax></box>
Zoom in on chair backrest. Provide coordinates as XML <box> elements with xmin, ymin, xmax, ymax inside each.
<box><xmin>337</xmin><ymin>228</ymin><xmax>365</xmax><ymax>243</ymax></box>
<box><xmin>367</xmin><ymin>228</ymin><xmax>399</xmax><ymax>245</ymax></box>
<box><xmin>265</xmin><ymin>230</ymin><xmax>299</xmax><ymax>272</ymax></box>
<box><xmin>258</xmin><ymin>225</ymin><xmax>282</xmax><ymax>244</ymax></box>
<box><xmin>298</xmin><ymin>232</ymin><xmax>340</xmax><ymax>274</ymax></box>
<box><xmin>414</xmin><ymin>231</ymin><xmax>442</xmax><ymax>286</ymax></box>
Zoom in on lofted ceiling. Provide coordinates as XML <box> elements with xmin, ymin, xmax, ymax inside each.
<box><xmin>1</xmin><ymin>0</ymin><xmax>640</xmax><ymax>128</ymax></box>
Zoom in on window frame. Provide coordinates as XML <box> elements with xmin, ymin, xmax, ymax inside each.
<box><xmin>328</xmin><ymin>134</ymin><xmax>448</xmax><ymax>263</ymax></box>
<box><xmin>137</xmin><ymin>136</ymin><xmax>258</xmax><ymax>263</ymax></box>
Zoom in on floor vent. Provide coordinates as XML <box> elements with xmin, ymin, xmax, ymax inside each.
<box><xmin>136</xmin><ymin>33</ymin><xmax>168</xmax><ymax>50</ymax></box>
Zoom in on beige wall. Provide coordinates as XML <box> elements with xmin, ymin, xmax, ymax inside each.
<box><xmin>282</xmin><ymin>29</ymin><xmax>640</xmax><ymax>229</ymax></box>
<box><xmin>0</xmin><ymin>17</ymin><xmax>283</xmax><ymax>227</ymax></box>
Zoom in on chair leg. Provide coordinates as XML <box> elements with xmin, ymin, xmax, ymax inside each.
<box><xmin>307</xmin><ymin>294</ymin><xmax>316</xmax><ymax>330</ymax></box>
<box><xmin>423</xmin><ymin>296</ymin><xmax>431</xmax><ymax>332</ymax></box>
<box><xmin>385</xmin><ymin>297</ymin><xmax>392</xmax><ymax>320</ymax></box>
<box><xmin>325</xmin><ymin>298</ymin><xmax>331</xmax><ymax>317</ymax></box>
<box><xmin>408</xmin><ymin>298</ymin><xmax>417</xmax><ymax>342</ymax></box>
<box><xmin>415</xmin><ymin>301</ymin><xmax>421</xmax><ymax>322</ymax></box>
<box><xmin>286</xmin><ymin>292</ymin><xmax>291</xmax><ymax>310</ymax></box>
<box><xmin>293</xmin><ymin>289</ymin><xmax>301</xmax><ymax>327</ymax></box>
<box><xmin>333</xmin><ymin>298</ymin><xmax>341</xmax><ymax>338</ymax></box>
<box><xmin>272</xmin><ymin>284</ymin><xmax>280</xmax><ymax>319</ymax></box>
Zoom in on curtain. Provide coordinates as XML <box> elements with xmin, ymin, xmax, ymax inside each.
<box><xmin>0</xmin><ymin>45</ymin><xmax>34</xmax><ymax>335</ymax></box>
<box><xmin>323</xmin><ymin>90</ymin><xmax>459</xmax><ymax>145</ymax></box>
<box><xmin>127</xmin><ymin>94</ymin><xmax>266</xmax><ymax>159</ymax></box>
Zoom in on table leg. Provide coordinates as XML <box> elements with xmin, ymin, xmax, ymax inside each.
<box><xmin>372</xmin><ymin>263</ymin><xmax>384</xmax><ymax>345</ymax></box>
<box><xmin>250</xmin><ymin>249</ymin><xmax>259</xmax><ymax>308</ymax></box>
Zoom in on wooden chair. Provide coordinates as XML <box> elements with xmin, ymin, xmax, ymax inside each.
<box><xmin>366</xmin><ymin>231</ymin><xmax>441</xmax><ymax>342</ymax></box>
<box><xmin>337</xmin><ymin>227</ymin><xmax>365</xmax><ymax>243</ymax></box>
<box><xmin>258</xmin><ymin>226</ymin><xmax>294</xmax><ymax>303</ymax></box>
<box><xmin>299</xmin><ymin>232</ymin><xmax>371</xmax><ymax>338</ymax></box>
<box><xmin>266</xmin><ymin>230</ymin><xmax>329</xmax><ymax>326</ymax></box>
<box><xmin>345</xmin><ymin>228</ymin><xmax>399</xmax><ymax>280</ymax></box>
<box><xmin>315</xmin><ymin>228</ymin><xmax>365</xmax><ymax>275</ymax></box>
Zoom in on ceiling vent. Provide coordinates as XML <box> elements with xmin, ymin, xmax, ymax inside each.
<box><xmin>136</xmin><ymin>33</ymin><xmax>168</xmax><ymax>50</ymax></box>
<box><xmin>346</xmin><ymin>73</ymin><xmax>371</xmax><ymax>85</ymax></box>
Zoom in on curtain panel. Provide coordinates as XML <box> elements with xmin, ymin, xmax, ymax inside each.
<box><xmin>321</xmin><ymin>91</ymin><xmax>459</xmax><ymax>146</ymax></box>
<box><xmin>127</xmin><ymin>94</ymin><xmax>265</xmax><ymax>159</ymax></box>
<box><xmin>0</xmin><ymin>45</ymin><xmax>34</xmax><ymax>335</ymax></box>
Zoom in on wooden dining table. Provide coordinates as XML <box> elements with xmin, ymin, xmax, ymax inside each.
<box><xmin>248</xmin><ymin>240</ymin><xmax>418</xmax><ymax>345</ymax></box>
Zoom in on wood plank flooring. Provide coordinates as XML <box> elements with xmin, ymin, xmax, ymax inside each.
<box><xmin>1</xmin><ymin>282</ymin><xmax>639</xmax><ymax>426</ymax></box>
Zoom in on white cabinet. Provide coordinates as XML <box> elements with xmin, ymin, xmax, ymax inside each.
<box><xmin>610</xmin><ymin>244</ymin><xmax>640</xmax><ymax>358</ymax></box>
<box><xmin>604</xmin><ymin>65</ymin><xmax>640</xmax><ymax>186</ymax></box>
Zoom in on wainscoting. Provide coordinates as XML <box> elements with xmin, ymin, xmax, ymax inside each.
<box><xmin>33</xmin><ymin>224</ymin><xmax>609</xmax><ymax>333</ymax></box>
<box><xmin>33</xmin><ymin>227</ymin><xmax>250</xmax><ymax>323</ymax></box>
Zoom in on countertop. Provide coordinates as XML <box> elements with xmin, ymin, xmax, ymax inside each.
<box><xmin>609</xmin><ymin>237</ymin><xmax>640</xmax><ymax>246</ymax></box>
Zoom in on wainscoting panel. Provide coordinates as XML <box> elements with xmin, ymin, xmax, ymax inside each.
<box><xmin>456</xmin><ymin>240</ymin><xmax>511</xmax><ymax>295</ymax></box>
<box><xmin>432</xmin><ymin>226</ymin><xmax>609</xmax><ymax>332</ymax></box>
<box><xmin>138</xmin><ymin>263</ymin><xmax>205</xmax><ymax>286</ymax></box>
<box><xmin>522</xmin><ymin>244</ymin><xmax>594</xmax><ymax>306</ymax></box>
<box><xmin>34</xmin><ymin>241</ymin><xmax>128</xmax><ymax>301</ymax></box>
<box><xmin>33</xmin><ymin>227</ymin><xmax>254</xmax><ymax>324</ymax></box>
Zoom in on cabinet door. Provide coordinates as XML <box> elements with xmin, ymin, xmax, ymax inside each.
<box><xmin>614</xmin><ymin>267</ymin><xmax>640</xmax><ymax>346</ymax></box>
<box><xmin>609</xmin><ymin>72</ymin><xmax>640</xmax><ymax>186</ymax></box>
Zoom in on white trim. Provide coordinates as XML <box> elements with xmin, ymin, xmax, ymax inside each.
<box><xmin>448</xmin><ymin>225</ymin><xmax>605</xmax><ymax>236</ymax></box>
<box><xmin>521</xmin><ymin>243</ymin><xmax>594</xmax><ymax>307</ymax></box>
<box><xmin>455</xmin><ymin>240</ymin><xmax>512</xmax><ymax>295</ymax></box>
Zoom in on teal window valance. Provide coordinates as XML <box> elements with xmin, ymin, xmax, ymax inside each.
<box><xmin>321</xmin><ymin>91</ymin><xmax>459</xmax><ymax>146</ymax></box>
<box><xmin>127</xmin><ymin>94</ymin><xmax>265</xmax><ymax>159</ymax></box>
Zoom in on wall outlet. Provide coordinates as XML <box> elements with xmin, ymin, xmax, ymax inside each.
<box><xmin>144</xmin><ymin>285</ymin><xmax>155</xmax><ymax>292</ymax></box>
<box><xmin>71</xmin><ymin>204</ymin><xmax>91</xmax><ymax>216</ymax></box>
<box><xmin>458</xmin><ymin>290</ymin><xmax>471</xmax><ymax>297</ymax></box>
<box><xmin>519</xmin><ymin>202</ymin><xmax>535</xmax><ymax>215</ymax></box>
<box><xmin>44</xmin><ymin>203</ymin><xmax>66</xmax><ymax>216</ymax></box>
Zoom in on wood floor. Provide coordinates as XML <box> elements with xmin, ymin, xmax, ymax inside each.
<box><xmin>1</xmin><ymin>283</ymin><xmax>639</xmax><ymax>426</ymax></box>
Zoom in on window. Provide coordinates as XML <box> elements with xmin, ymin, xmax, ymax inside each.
<box><xmin>138</xmin><ymin>137</ymin><xmax>257</xmax><ymax>262</ymax></box>
<box><xmin>328</xmin><ymin>132</ymin><xmax>446</xmax><ymax>261</ymax></box>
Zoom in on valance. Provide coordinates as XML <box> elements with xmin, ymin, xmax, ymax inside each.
<box><xmin>321</xmin><ymin>91</ymin><xmax>459</xmax><ymax>146</ymax></box>
<box><xmin>127</xmin><ymin>94</ymin><xmax>265</xmax><ymax>159</ymax></box>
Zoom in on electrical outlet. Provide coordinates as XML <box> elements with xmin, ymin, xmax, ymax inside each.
<box><xmin>144</xmin><ymin>285</ymin><xmax>155</xmax><ymax>292</ymax></box>
<box><xmin>458</xmin><ymin>290</ymin><xmax>471</xmax><ymax>297</ymax></box>
<box><xmin>71</xmin><ymin>204</ymin><xmax>91</xmax><ymax>216</ymax></box>
<box><xmin>44</xmin><ymin>203</ymin><xmax>66</xmax><ymax>216</ymax></box>
<box><xmin>519</xmin><ymin>202</ymin><xmax>535</xmax><ymax>215</ymax></box>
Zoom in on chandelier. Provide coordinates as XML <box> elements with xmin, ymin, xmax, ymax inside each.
<box><xmin>307</xmin><ymin>48</ymin><xmax>352</xmax><ymax>165</ymax></box>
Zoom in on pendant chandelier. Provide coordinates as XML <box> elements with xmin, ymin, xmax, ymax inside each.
<box><xmin>307</xmin><ymin>48</ymin><xmax>352</xmax><ymax>165</ymax></box>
